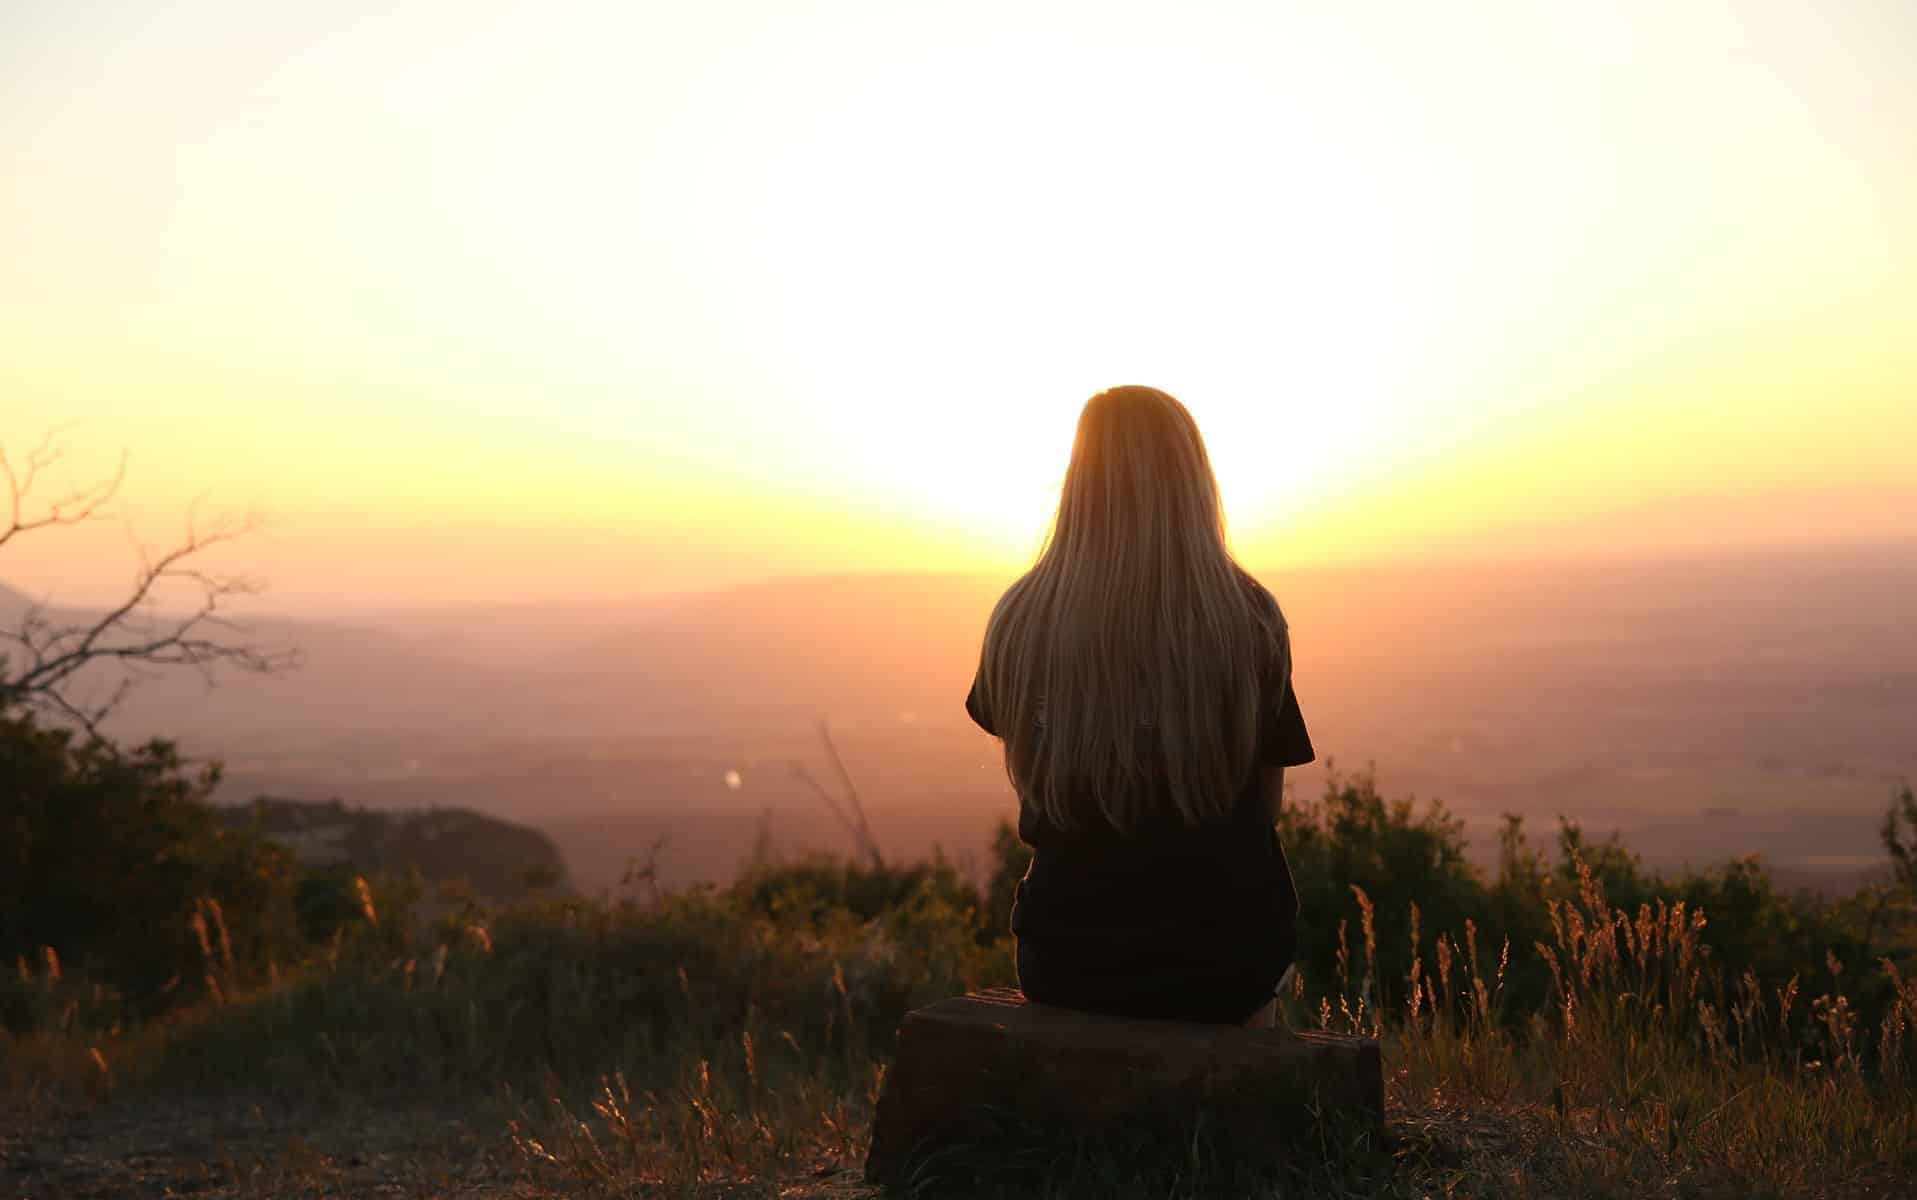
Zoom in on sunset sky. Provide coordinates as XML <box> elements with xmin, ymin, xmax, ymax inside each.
<box><xmin>4</xmin><ymin>0</ymin><xmax>1913</xmax><ymax>611</ymax></box>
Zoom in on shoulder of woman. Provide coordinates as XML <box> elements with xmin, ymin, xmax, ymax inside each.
<box><xmin>1236</xmin><ymin>572</ymin><xmax>1286</xmax><ymax>630</ymax></box>
<box><xmin>1236</xmin><ymin>575</ymin><xmax>1290</xmax><ymax>683</ymax></box>
<box><xmin>986</xmin><ymin>573</ymin><xmax>1035</xmax><ymax>626</ymax></box>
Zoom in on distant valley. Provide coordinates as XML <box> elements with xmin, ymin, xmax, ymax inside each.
<box><xmin>10</xmin><ymin>542</ymin><xmax>1914</xmax><ymax>896</ymax></box>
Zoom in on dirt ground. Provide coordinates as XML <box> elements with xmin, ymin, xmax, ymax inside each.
<box><xmin>0</xmin><ymin>1095</ymin><xmax>527</xmax><ymax>1199</ymax></box>
<box><xmin>0</xmin><ymin>1095</ymin><xmax>876</xmax><ymax>1199</ymax></box>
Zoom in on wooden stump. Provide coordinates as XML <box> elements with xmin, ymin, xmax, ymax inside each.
<box><xmin>865</xmin><ymin>988</ymin><xmax>1383</xmax><ymax>1186</ymax></box>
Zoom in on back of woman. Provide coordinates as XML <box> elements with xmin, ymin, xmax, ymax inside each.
<box><xmin>965</xmin><ymin>385</ymin><xmax>1314</xmax><ymax>1026</ymax></box>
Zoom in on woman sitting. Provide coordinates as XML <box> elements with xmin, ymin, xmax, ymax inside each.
<box><xmin>966</xmin><ymin>385</ymin><xmax>1314</xmax><ymax>1028</ymax></box>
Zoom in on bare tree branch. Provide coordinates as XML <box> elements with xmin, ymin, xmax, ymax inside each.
<box><xmin>0</xmin><ymin>429</ymin><xmax>302</xmax><ymax>737</ymax></box>
<box><xmin>790</xmin><ymin>722</ymin><xmax>883</xmax><ymax>869</ymax></box>
<box><xmin>791</xmin><ymin>762</ymin><xmax>864</xmax><ymax>855</ymax></box>
<box><xmin>0</xmin><ymin>428</ymin><xmax>125</xmax><ymax>553</ymax></box>
<box><xmin>818</xmin><ymin>720</ymin><xmax>881</xmax><ymax>864</ymax></box>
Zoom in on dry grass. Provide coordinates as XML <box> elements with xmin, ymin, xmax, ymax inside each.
<box><xmin>5</xmin><ymin>858</ymin><xmax>1915</xmax><ymax>1199</ymax></box>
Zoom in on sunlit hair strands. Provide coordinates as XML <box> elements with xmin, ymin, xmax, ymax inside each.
<box><xmin>975</xmin><ymin>386</ymin><xmax>1288</xmax><ymax>834</ymax></box>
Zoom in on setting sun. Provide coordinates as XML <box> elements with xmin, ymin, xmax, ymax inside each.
<box><xmin>3</xmin><ymin>0</ymin><xmax>1912</xmax><ymax>608</ymax></box>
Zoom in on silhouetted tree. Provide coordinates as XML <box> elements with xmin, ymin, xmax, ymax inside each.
<box><xmin>0</xmin><ymin>708</ymin><xmax>302</xmax><ymax>1011</ymax></box>
<box><xmin>1858</xmin><ymin>782</ymin><xmax>1917</xmax><ymax>961</ymax></box>
<box><xmin>1883</xmin><ymin>783</ymin><xmax>1917</xmax><ymax>897</ymax></box>
<box><xmin>0</xmin><ymin>428</ymin><xmax>299</xmax><ymax>734</ymax></box>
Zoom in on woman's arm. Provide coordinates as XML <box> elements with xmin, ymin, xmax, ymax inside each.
<box><xmin>1262</xmin><ymin>766</ymin><xmax>1286</xmax><ymax>824</ymax></box>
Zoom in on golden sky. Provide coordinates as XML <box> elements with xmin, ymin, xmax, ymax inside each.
<box><xmin>3</xmin><ymin>0</ymin><xmax>1913</xmax><ymax>610</ymax></box>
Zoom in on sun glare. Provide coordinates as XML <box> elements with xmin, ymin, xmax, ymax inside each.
<box><xmin>678</xmin><ymin>16</ymin><xmax>1436</xmax><ymax>550</ymax></box>
<box><xmin>3</xmin><ymin>1</ymin><xmax>1912</xmax><ymax>603</ymax></box>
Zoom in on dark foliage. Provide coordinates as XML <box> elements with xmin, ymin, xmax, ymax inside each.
<box><xmin>733</xmin><ymin>851</ymin><xmax>979</xmax><ymax>926</ymax></box>
<box><xmin>0</xmin><ymin>710</ymin><xmax>301</xmax><ymax>1017</ymax></box>
<box><xmin>220</xmin><ymin>796</ymin><xmax>571</xmax><ymax>902</ymax></box>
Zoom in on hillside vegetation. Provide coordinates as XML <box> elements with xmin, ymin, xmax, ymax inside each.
<box><xmin>217</xmin><ymin>795</ymin><xmax>569</xmax><ymax>899</ymax></box>
<box><xmin>4</xmin><ymin>707</ymin><xmax>1916</xmax><ymax>1198</ymax></box>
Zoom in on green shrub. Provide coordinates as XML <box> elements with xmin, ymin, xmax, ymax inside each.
<box><xmin>732</xmin><ymin>851</ymin><xmax>979</xmax><ymax>926</ymax></box>
<box><xmin>0</xmin><ymin>710</ymin><xmax>302</xmax><ymax>1019</ymax></box>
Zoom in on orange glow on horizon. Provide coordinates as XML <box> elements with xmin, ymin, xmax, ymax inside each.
<box><xmin>2</xmin><ymin>1</ymin><xmax>1912</xmax><ymax>611</ymax></box>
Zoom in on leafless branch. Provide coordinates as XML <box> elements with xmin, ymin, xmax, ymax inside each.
<box><xmin>790</xmin><ymin>722</ymin><xmax>883</xmax><ymax>869</ymax></box>
<box><xmin>818</xmin><ymin>719</ymin><xmax>880</xmax><ymax>859</ymax></box>
<box><xmin>0</xmin><ymin>428</ymin><xmax>126</xmax><ymax>553</ymax></box>
<box><xmin>791</xmin><ymin>762</ymin><xmax>863</xmax><ymax>855</ymax></box>
<box><xmin>0</xmin><ymin>429</ymin><xmax>302</xmax><ymax>736</ymax></box>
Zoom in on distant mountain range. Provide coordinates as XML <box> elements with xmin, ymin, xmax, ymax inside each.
<box><xmin>2</xmin><ymin>571</ymin><xmax>1010</xmax><ymax>740</ymax></box>
<box><xmin>6</xmin><ymin>542</ymin><xmax>1915</xmax><ymax>753</ymax></box>
<box><xmin>8</xmin><ymin>543</ymin><xmax>1914</xmax><ymax>893</ymax></box>
<box><xmin>0</xmin><ymin>580</ymin><xmax>533</xmax><ymax>739</ymax></box>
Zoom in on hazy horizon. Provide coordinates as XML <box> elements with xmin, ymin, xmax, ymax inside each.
<box><xmin>4</xmin><ymin>2</ymin><xmax>1914</xmax><ymax>898</ymax></box>
<box><xmin>7</xmin><ymin>504</ymin><xmax>1915</xmax><ymax>620</ymax></box>
<box><xmin>7</xmin><ymin>545</ymin><xmax>1910</xmax><ymax>900</ymax></box>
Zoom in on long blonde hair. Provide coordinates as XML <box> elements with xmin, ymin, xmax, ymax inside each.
<box><xmin>975</xmin><ymin>385</ymin><xmax>1286</xmax><ymax>833</ymax></box>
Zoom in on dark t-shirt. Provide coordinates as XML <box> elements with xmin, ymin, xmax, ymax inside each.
<box><xmin>965</xmin><ymin>647</ymin><xmax>1314</xmax><ymax>1024</ymax></box>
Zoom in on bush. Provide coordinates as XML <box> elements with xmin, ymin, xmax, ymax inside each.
<box><xmin>0</xmin><ymin>710</ymin><xmax>302</xmax><ymax>1018</ymax></box>
<box><xmin>1279</xmin><ymin>766</ymin><xmax>1488</xmax><ymax>1004</ymax></box>
<box><xmin>148</xmin><ymin>871</ymin><xmax>1015</xmax><ymax>1098</ymax></box>
<box><xmin>732</xmin><ymin>851</ymin><xmax>980</xmax><ymax>927</ymax></box>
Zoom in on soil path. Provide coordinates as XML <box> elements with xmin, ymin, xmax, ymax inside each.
<box><xmin>0</xmin><ymin>1096</ymin><xmax>523</xmax><ymax>1198</ymax></box>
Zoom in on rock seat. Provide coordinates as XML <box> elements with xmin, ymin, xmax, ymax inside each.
<box><xmin>865</xmin><ymin>987</ymin><xmax>1384</xmax><ymax>1185</ymax></box>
